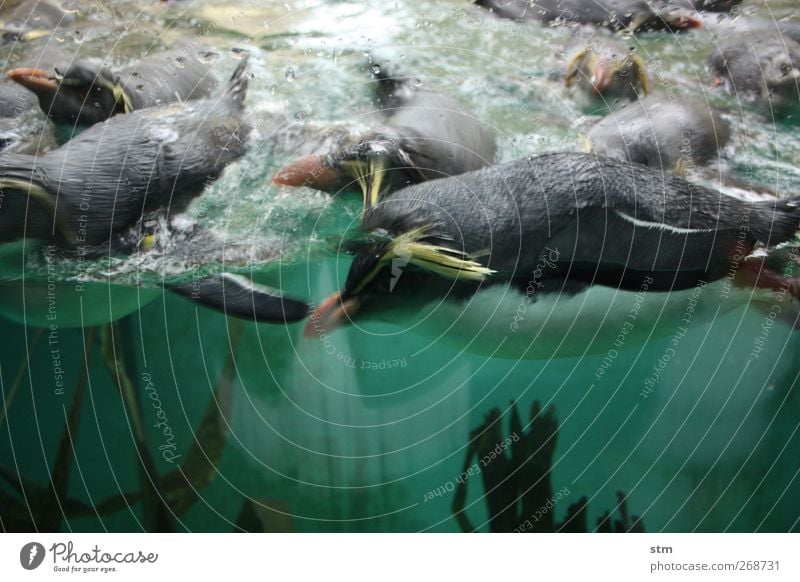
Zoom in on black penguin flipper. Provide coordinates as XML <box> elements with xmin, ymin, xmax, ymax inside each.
<box><xmin>169</xmin><ymin>273</ymin><xmax>310</xmax><ymax>323</ymax></box>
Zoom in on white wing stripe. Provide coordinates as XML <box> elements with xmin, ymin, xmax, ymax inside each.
<box><xmin>615</xmin><ymin>210</ymin><xmax>716</xmax><ymax>234</ymax></box>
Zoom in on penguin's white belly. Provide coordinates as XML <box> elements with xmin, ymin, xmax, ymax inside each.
<box><xmin>385</xmin><ymin>280</ymin><xmax>778</xmax><ymax>360</ymax></box>
<box><xmin>0</xmin><ymin>281</ymin><xmax>160</xmax><ymax>328</ymax></box>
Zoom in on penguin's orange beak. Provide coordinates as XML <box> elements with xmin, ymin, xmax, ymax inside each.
<box><xmin>304</xmin><ymin>292</ymin><xmax>361</xmax><ymax>338</ymax></box>
<box><xmin>591</xmin><ymin>61</ymin><xmax>612</xmax><ymax>95</ymax></box>
<box><xmin>7</xmin><ymin>68</ymin><xmax>58</xmax><ymax>92</ymax></box>
<box><xmin>273</xmin><ymin>154</ymin><xmax>344</xmax><ymax>192</ymax></box>
<box><xmin>671</xmin><ymin>12</ymin><xmax>703</xmax><ymax>30</ymax></box>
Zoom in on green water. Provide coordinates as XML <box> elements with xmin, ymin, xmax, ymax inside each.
<box><xmin>1</xmin><ymin>0</ymin><xmax>800</xmax><ymax>532</ymax></box>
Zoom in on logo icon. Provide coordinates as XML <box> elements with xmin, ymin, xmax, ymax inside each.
<box><xmin>389</xmin><ymin>249</ymin><xmax>412</xmax><ymax>292</ymax></box>
<box><xmin>20</xmin><ymin>542</ymin><xmax>45</xmax><ymax>570</ymax></box>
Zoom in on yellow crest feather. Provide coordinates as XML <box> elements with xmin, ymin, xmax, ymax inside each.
<box><xmin>344</xmin><ymin>156</ymin><xmax>387</xmax><ymax>211</ymax></box>
<box><xmin>388</xmin><ymin>227</ymin><xmax>495</xmax><ymax>282</ymax></box>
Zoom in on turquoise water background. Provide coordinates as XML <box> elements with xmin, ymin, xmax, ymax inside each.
<box><xmin>1</xmin><ymin>0</ymin><xmax>800</xmax><ymax>532</ymax></box>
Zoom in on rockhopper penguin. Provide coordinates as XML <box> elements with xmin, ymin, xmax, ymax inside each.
<box><xmin>307</xmin><ymin>153</ymin><xmax>800</xmax><ymax>359</ymax></box>
<box><xmin>565</xmin><ymin>41</ymin><xmax>649</xmax><ymax>104</ymax></box>
<box><xmin>474</xmin><ymin>0</ymin><xmax>702</xmax><ymax>33</ymax></box>
<box><xmin>585</xmin><ymin>96</ymin><xmax>730</xmax><ymax>171</ymax></box>
<box><xmin>708</xmin><ymin>33</ymin><xmax>800</xmax><ymax>114</ymax></box>
<box><xmin>0</xmin><ymin>55</ymin><xmax>309</xmax><ymax>324</ymax></box>
<box><xmin>273</xmin><ymin>68</ymin><xmax>497</xmax><ymax>208</ymax></box>
<box><xmin>8</xmin><ymin>48</ymin><xmax>217</xmax><ymax>126</ymax></box>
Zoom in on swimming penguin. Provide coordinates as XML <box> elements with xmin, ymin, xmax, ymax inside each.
<box><xmin>0</xmin><ymin>56</ymin><xmax>249</xmax><ymax>247</ymax></box>
<box><xmin>585</xmin><ymin>96</ymin><xmax>730</xmax><ymax>171</ymax></box>
<box><xmin>707</xmin><ymin>33</ymin><xmax>800</xmax><ymax>113</ymax></box>
<box><xmin>273</xmin><ymin>69</ymin><xmax>496</xmax><ymax>207</ymax></box>
<box><xmin>565</xmin><ymin>42</ymin><xmax>649</xmax><ymax>103</ymax></box>
<box><xmin>474</xmin><ymin>0</ymin><xmax>702</xmax><ymax>33</ymax></box>
<box><xmin>8</xmin><ymin>48</ymin><xmax>217</xmax><ymax>126</ymax></box>
<box><xmin>306</xmin><ymin>153</ymin><xmax>800</xmax><ymax>360</ymax></box>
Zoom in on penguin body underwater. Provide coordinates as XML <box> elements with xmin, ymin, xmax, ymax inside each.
<box><xmin>273</xmin><ymin>68</ymin><xmax>497</xmax><ymax>205</ymax></box>
<box><xmin>308</xmin><ymin>153</ymin><xmax>800</xmax><ymax>360</ymax></box>
<box><xmin>0</xmin><ymin>56</ymin><xmax>309</xmax><ymax>325</ymax></box>
<box><xmin>585</xmin><ymin>96</ymin><xmax>730</xmax><ymax>171</ymax></box>
<box><xmin>8</xmin><ymin>48</ymin><xmax>217</xmax><ymax>126</ymax></box>
<box><xmin>474</xmin><ymin>0</ymin><xmax>702</xmax><ymax>33</ymax></box>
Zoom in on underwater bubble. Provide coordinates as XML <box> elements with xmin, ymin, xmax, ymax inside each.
<box><xmin>174</xmin><ymin>56</ymin><xmax>187</xmax><ymax>68</ymax></box>
<box><xmin>135</xmin><ymin>85</ymin><xmax>145</xmax><ymax>92</ymax></box>
<box><xmin>285</xmin><ymin>67</ymin><xmax>296</xmax><ymax>82</ymax></box>
<box><xmin>371</xmin><ymin>64</ymin><xmax>381</xmax><ymax>75</ymax></box>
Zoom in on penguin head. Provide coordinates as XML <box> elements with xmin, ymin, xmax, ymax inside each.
<box><xmin>273</xmin><ymin>134</ymin><xmax>424</xmax><ymax>204</ymax></box>
<box><xmin>761</xmin><ymin>47</ymin><xmax>800</xmax><ymax>104</ymax></box>
<box><xmin>304</xmin><ymin>237</ymin><xmax>393</xmax><ymax>337</ymax></box>
<box><xmin>566</xmin><ymin>46</ymin><xmax>649</xmax><ymax>100</ymax></box>
<box><xmin>305</xmin><ymin>223</ymin><xmax>495</xmax><ymax>337</ymax></box>
<box><xmin>8</xmin><ymin>63</ymin><xmax>130</xmax><ymax>124</ymax></box>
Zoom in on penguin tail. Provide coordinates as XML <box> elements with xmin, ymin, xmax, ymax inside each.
<box><xmin>169</xmin><ymin>273</ymin><xmax>310</xmax><ymax>323</ymax></box>
<box><xmin>222</xmin><ymin>53</ymin><xmax>250</xmax><ymax>112</ymax></box>
<box><xmin>750</xmin><ymin>196</ymin><xmax>800</xmax><ymax>247</ymax></box>
<box><xmin>0</xmin><ymin>153</ymin><xmax>77</xmax><ymax>244</ymax></box>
